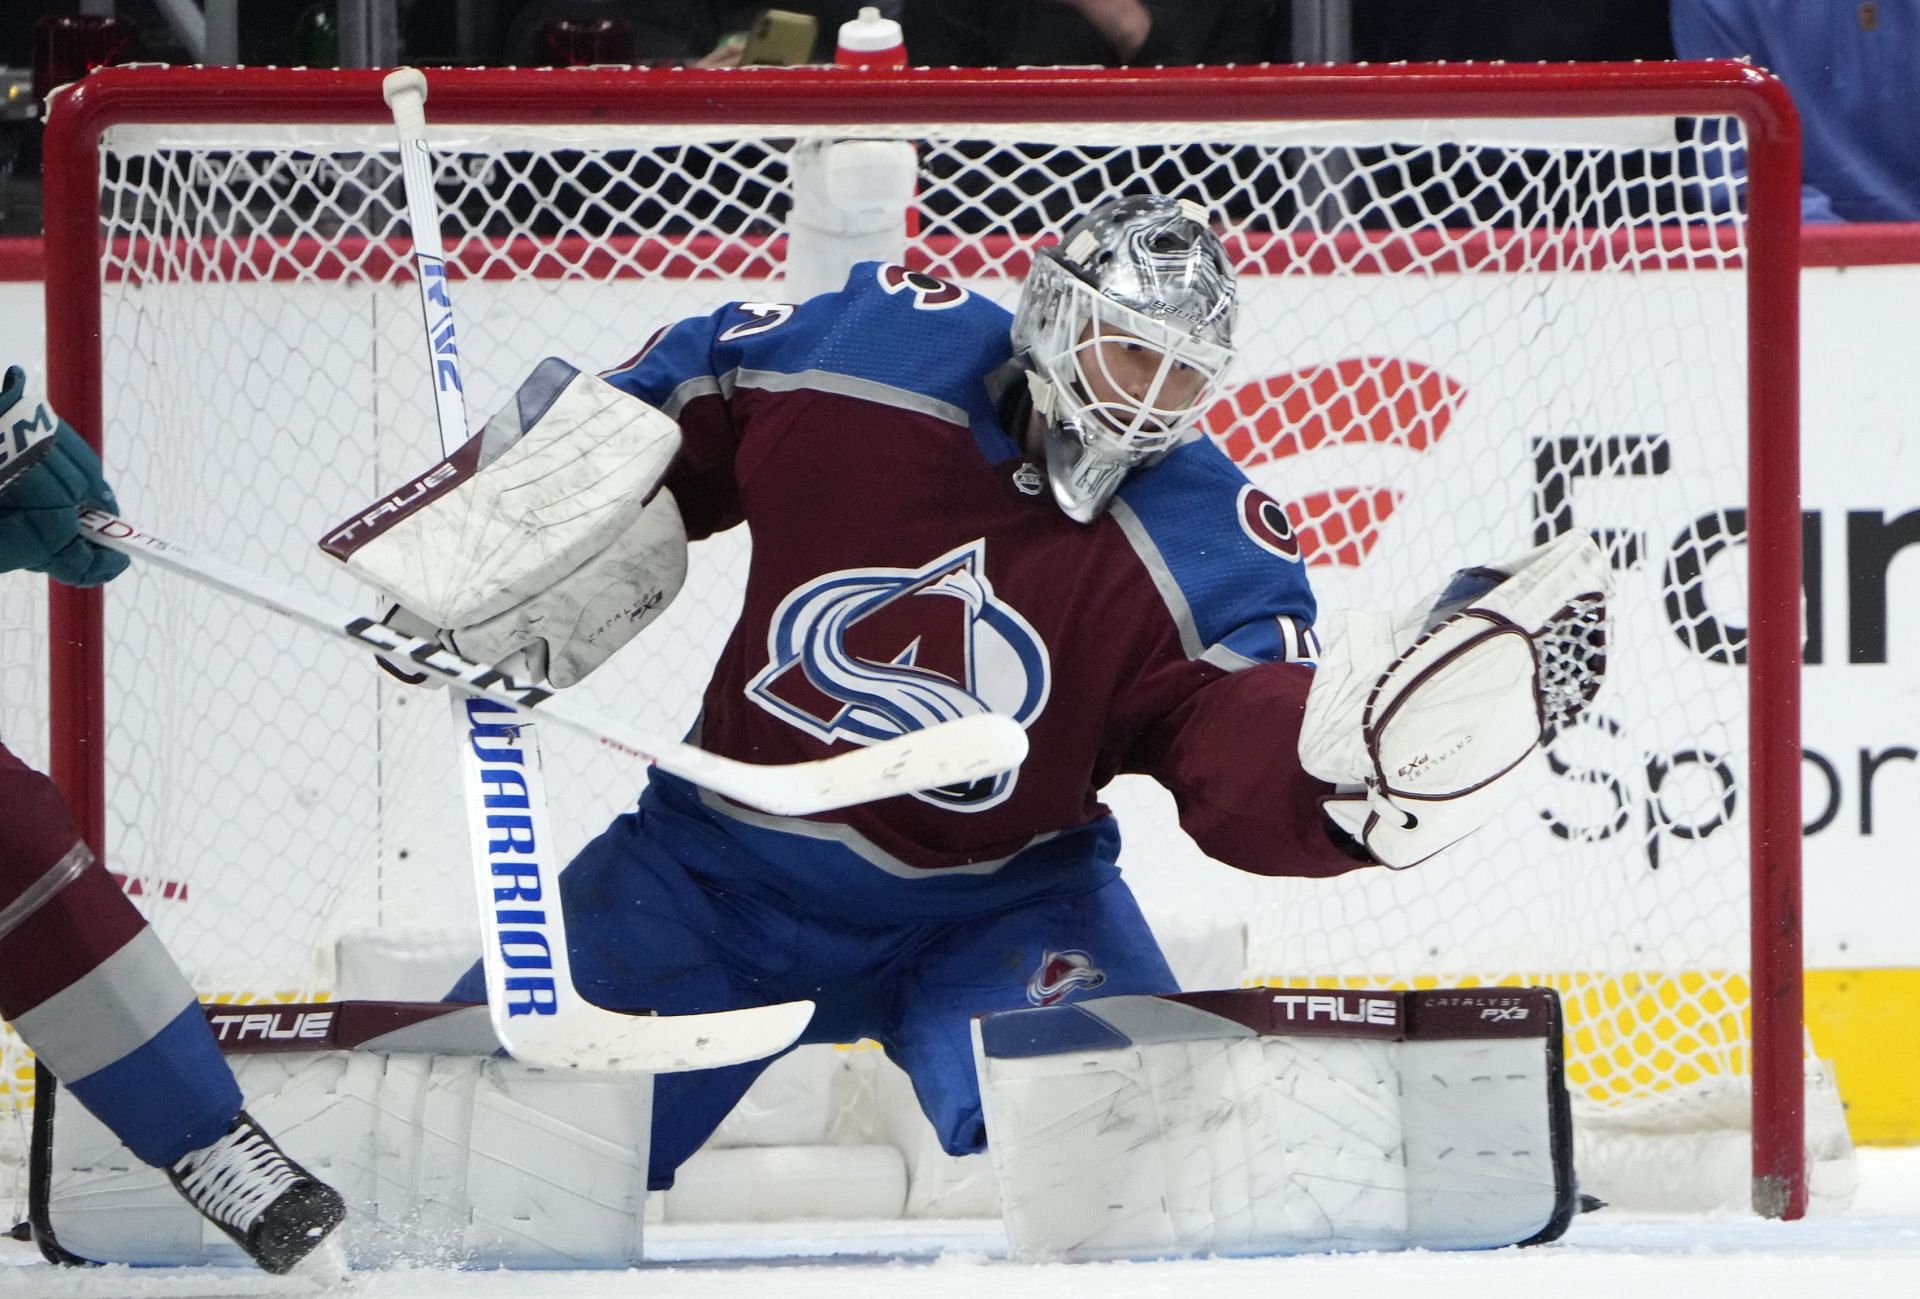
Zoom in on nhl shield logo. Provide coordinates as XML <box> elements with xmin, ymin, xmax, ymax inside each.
<box><xmin>748</xmin><ymin>539</ymin><xmax>1050</xmax><ymax>811</ymax></box>
<box><xmin>1025</xmin><ymin>949</ymin><xmax>1108</xmax><ymax>1006</ymax></box>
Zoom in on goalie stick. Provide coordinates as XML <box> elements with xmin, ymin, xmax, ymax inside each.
<box><xmin>383</xmin><ymin>66</ymin><xmax>830</xmax><ymax>1073</ymax></box>
<box><xmin>385</xmin><ymin>64</ymin><xmax>767</xmax><ymax>1073</ymax></box>
<box><xmin>382</xmin><ymin>64</ymin><xmax>659</xmax><ymax>1071</ymax></box>
<box><xmin>79</xmin><ymin>508</ymin><xmax>1025</xmax><ymax>1068</ymax></box>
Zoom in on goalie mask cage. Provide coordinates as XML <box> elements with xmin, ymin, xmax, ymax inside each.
<box><xmin>0</xmin><ymin>62</ymin><xmax>1812</xmax><ymax>1221</ymax></box>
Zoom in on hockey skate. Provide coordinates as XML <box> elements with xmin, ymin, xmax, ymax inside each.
<box><xmin>166</xmin><ymin>1110</ymin><xmax>346</xmax><ymax>1274</ymax></box>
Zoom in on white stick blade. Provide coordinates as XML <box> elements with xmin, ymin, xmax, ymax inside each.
<box><xmin>495</xmin><ymin>998</ymin><xmax>815</xmax><ymax>1073</ymax></box>
<box><xmin>688</xmin><ymin>713</ymin><xmax>1031</xmax><ymax>815</ymax></box>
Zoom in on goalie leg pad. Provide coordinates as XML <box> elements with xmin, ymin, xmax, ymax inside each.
<box><xmin>974</xmin><ymin>987</ymin><xmax>1573</xmax><ymax>1260</ymax></box>
<box><xmin>34</xmin><ymin>1004</ymin><xmax>654</xmax><ymax>1270</ymax></box>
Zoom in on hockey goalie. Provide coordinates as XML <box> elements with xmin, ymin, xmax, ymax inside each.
<box><xmin>38</xmin><ymin>195</ymin><xmax>1611</xmax><ymax>1266</ymax></box>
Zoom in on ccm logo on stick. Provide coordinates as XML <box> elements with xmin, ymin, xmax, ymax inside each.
<box><xmin>344</xmin><ymin>616</ymin><xmax>553</xmax><ymax>706</ymax></box>
<box><xmin>1271</xmin><ymin>992</ymin><xmax>1399</xmax><ymax>1027</ymax></box>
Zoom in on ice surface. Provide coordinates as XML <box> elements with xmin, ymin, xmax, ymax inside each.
<box><xmin>5</xmin><ymin>1148</ymin><xmax>1918</xmax><ymax>1299</ymax></box>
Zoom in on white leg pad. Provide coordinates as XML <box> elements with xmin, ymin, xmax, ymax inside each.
<box><xmin>36</xmin><ymin>1034</ymin><xmax>652</xmax><ymax>1269</ymax></box>
<box><xmin>975</xmin><ymin>988</ymin><xmax>1572</xmax><ymax>1260</ymax></box>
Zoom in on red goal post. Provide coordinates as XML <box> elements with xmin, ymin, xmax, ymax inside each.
<box><xmin>20</xmin><ymin>62</ymin><xmax>1807</xmax><ymax>1218</ymax></box>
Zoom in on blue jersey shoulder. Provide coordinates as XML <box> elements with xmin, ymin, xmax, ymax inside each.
<box><xmin>606</xmin><ymin>262</ymin><xmax>1021</xmax><ymax>460</ymax></box>
<box><xmin>1112</xmin><ymin>436</ymin><xmax>1319</xmax><ymax>666</ymax></box>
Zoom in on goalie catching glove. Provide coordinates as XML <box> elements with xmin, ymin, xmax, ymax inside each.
<box><xmin>1299</xmin><ymin>531</ymin><xmax>1610</xmax><ymax>869</ymax></box>
<box><xmin>319</xmin><ymin>358</ymin><xmax>687</xmax><ymax>688</ymax></box>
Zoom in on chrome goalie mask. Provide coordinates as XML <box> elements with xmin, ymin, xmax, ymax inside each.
<box><xmin>1011</xmin><ymin>194</ymin><xmax>1237</xmax><ymax>522</ymax></box>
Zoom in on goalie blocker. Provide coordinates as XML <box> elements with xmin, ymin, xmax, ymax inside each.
<box><xmin>975</xmin><ymin>986</ymin><xmax>1576</xmax><ymax>1260</ymax></box>
<box><xmin>320</xmin><ymin>356</ymin><xmax>688</xmax><ymax>688</ymax></box>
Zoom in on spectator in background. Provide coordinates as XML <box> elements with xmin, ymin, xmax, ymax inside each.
<box><xmin>489</xmin><ymin>0</ymin><xmax>713</xmax><ymax>64</ymax></box>
<box><xmin>903</xmin><ymin>0</ymin><xmax>1276</xmax><ymax>67</ymax></box>
<box><xmin>1670</xmin><ymin>0</ymin><xmax>1920</xmax><ymax>222</ymax></box>
<box><xmin>1347</xmin><ymin>0</ymin><xmax>1672</xmax><ymax>63</ymax></box>
<box><xmin>1320</xmin><ymin>2</ymin><xmax>1675</xmax><ymax>231</ymax></box>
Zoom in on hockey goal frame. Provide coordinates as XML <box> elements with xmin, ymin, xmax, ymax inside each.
<box><xmin>32</xmin><ymin>61</ymin><xmax>1806</xmax><ymax>1216</ymax></box>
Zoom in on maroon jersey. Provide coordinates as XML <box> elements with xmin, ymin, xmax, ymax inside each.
<box><xmin>603</xmin><ymin>264</ymin><xmax>1369</xmax><ymax>921</ymax></box>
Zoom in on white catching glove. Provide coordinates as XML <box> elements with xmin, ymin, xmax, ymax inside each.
<box><xmin>1299</xmin><ymin>531</ymin><xmax>1611</xmax><ymax>869</ymax></box>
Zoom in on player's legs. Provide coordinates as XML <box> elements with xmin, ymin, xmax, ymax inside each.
<box><xmin>448</xmin><ymin>801</ymin><xmax>859</xmax><ymax>1187</ymax></box>
<box><xmin>879</xmin><ymin>875</ymin><xmax>1178</xmax><ymax>1156</ymax></box>
<box><xmin>444</xmin><ymin>795</ymin><xmax>1170</xmax><ymax>1183</ymax></box>
<box><xmin>0</xmin><ymin>742</ymin><xmax>239</xmax><ymax>1166</ymax></box>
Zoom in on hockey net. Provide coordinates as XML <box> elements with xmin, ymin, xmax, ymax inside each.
<box><xmin>0</xmin><ymin>63</ymin><xmax>1834</xmax><ymax>1225</ymax></box>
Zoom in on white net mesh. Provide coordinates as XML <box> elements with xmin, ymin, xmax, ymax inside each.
<box><xmin>0</xmin><ymin>69</ymin><xmax>1804</xmax><ymax>1220</ymax></box>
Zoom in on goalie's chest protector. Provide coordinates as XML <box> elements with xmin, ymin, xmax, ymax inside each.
<box><xmin>604</xmin><ymin>263</ymin><xmax>1316</xmax><ymax>914</ymax></box>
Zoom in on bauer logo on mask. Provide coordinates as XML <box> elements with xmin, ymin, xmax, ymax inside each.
<box><xmin>747</xmin><ymin>539</ymin><xmax>1050</xmax><ymax>811</ymax></box>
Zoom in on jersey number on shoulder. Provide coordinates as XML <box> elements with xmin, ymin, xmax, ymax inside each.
<box><xmin>719</xmin><ymin>303</ymin><xmax>796</xmax><ymax>341</ymax></box>
<box><xmin>877</xmin><ymin>264</ymin><xmax>969</xmax><ymax>310</ymax></box>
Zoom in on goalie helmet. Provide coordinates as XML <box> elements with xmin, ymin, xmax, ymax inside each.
<box><xmin>1011</xmin><ymin>195</ymin><xmax>1237</xmax><ymax>522</ymax></box>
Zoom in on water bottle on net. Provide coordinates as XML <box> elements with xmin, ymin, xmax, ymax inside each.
<box><xmin>835</xmin><ymin>6</ymin><xmax>906</xmax><ymax>68</ymax></box>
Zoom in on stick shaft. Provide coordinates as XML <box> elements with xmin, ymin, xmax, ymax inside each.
<box><xmin>383</xmin><ymin>70</ymin><xmax>470</xmax><ymax>456</ymax></box>
<box><xmin>384</xmin><ymin>69</ymin><xmax>600</xmax><ymax>1068</ymax></box>
<box><xmin>80</xmin><ymin>509</ymin><xmax>1025</xmax><ymax>815</ymax></box>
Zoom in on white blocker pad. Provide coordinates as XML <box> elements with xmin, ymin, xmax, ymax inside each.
<box><xmin>319</xmin><ymin>356</ymin><xmax>683</xmax><ymax>632</ymax></box>
<box><xmin>973</xmin><ymin>986</ymin><xmax>1573</xmax><ymax>1261</ymax></box>
<box><xmin>30</xmin><ymin>1001</ymin><xmax>653</xmax><ymax>1270</ymax></box>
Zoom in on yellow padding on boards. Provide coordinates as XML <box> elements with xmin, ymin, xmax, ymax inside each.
<box><xmin>1805</xmin><ymin>968</ymin><xmax>1920</xmax><ymax>1145</ymax></box>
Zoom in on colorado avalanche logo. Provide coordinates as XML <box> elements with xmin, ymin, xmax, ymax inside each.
<box><xmin>748</xmin><ymin>539</ymin><xmax>1049</xmax><ymax>811</ymax></box>
<box><xmin>1236</xmin><ymin>483</ymin><xmax>1301</xmax><ymax>561</ymax></box>
<box><xmin>1026</xmin><ymin>950</ymin><xmax>1107</xmax><ymax>1007</ymax></box>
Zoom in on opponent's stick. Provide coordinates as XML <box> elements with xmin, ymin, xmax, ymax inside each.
<box><xmin>82</xmin><ymin>508</ymin><xmax>1024</xmax><ymax>1068</ymax></box>
<box><xmin>82</xmin><ymin>512</ymin><xmax>1024</xmax><ymax>811</ymax></box>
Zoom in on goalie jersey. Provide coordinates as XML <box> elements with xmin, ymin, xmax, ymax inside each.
<box><xmin>601</xmin><ymin>262</ymin><xmax>1365</xmax><ymax>922</ymax></box>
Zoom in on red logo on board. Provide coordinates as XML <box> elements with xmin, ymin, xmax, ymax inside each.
<box><xmin>1202</xmin><ymin>357</ymin><xmax>1467</xmax><ymax>567</ymax></box>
